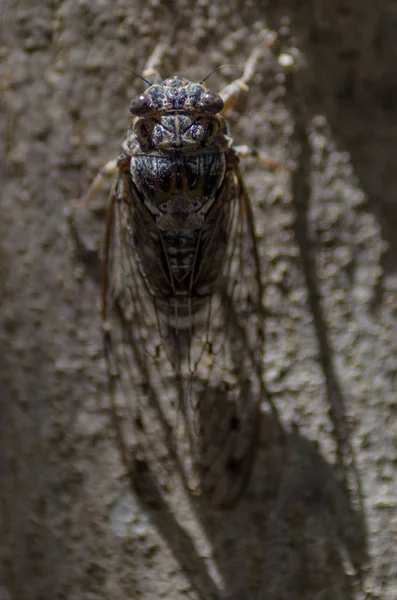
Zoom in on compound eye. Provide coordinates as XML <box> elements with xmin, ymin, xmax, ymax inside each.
<box><xmin>200</xmin><ymin>91</ymin><xmax>224</xmax><ymax>114</ymax></box>
<box><xmin>129</xmin><ymin>93</ymin><xmax>152</xmax><ymax>116</ymax></box>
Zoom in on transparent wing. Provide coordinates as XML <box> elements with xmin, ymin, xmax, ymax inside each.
<box><xmin>104</xmin><ymin>160</ymin><xmax>271</xmax><ymax>507</ymax></box>
<box><xmin>192</xmin><ymin>166</ymin><xmax>270</xmax><ymax>505</ymax></box>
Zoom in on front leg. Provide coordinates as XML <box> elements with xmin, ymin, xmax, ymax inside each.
<box><xmin>141</xmin><ymin>42</ymin><xmax>168</xmax><ymax>84</ymax></box>
<box><xmin>221</xmin><ymin>32</ymin><xmax>296</xmax><ymax>172</ymax></box>
<box><xmin>219</xmin><ymin>30</ymin><xmax>277</xmax><ymax>114</ymax></box>
<box><xmin>234</xmin><ymin>145</ymin><xmax>296</xmax><ymax>171</ymax></box>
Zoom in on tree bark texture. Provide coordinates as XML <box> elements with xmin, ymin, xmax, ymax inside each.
<box><xmin>0</xmin><ymin>1</ymin><xmax>396</xmax><ymax>599</ymax></box>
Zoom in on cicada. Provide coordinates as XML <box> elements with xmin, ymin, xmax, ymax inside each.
<box><xmin>79</xmin><ymin>34</ymin><xmax>283</xmax><ymax>507</ymax></box>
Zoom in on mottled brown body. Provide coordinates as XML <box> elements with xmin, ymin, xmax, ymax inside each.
<box><xmin>114</xmin><ymin>76</ymin><xmax>239</xmax><ymax>326</ymax></box>
<box><xmin>80</xmin><ymin>35</ymin><xmax>281</xmax><ymax>506</ymax></box>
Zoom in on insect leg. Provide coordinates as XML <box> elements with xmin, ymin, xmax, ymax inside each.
<box><xmin>234</xmin><ymin>145</ymin><xmax>296</xmax><ymax>171</ymax></box>
<box><xmin>76</xmin><ymin>159</ymin><xmax>118</xmax><ymax>207</ymax></box>
<box><xmin>219</xmin><ymin>31</ymin><xmax>277</xmax><ymax>114</ymax></box>
<box><xmin>101</xmin><ymin>175</ymin><xmax>119</xmax><ymax>323</ymax></box>
<box><xmin>67</xmin><ymin>160</ymin><xmax>118</xmax><ymax>272</ymax></box>
<box><xmin>142</xmin><ymin>26</ymin><xmax>178</xmax><ymax>82</ymax></box>
<box><xmin>142</xmin><ymin>42</ymin><xmax>168</xmax><ymax>83</ymax></box>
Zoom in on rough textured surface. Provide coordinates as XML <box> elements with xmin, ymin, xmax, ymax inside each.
<box><xmin>1</xmin><ymin>1</ymin><xmax>396</xmax><ymax>599</ymax></box>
